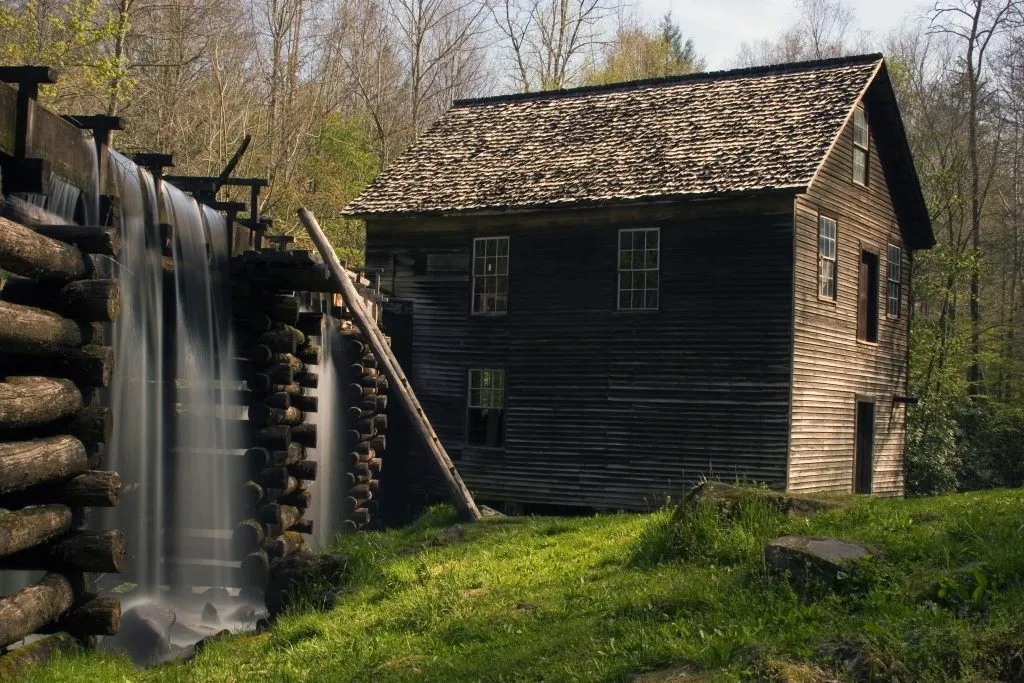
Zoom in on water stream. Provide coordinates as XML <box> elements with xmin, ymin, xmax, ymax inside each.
<box><xmin>105</xmin><ymin>150</ymin><xmax>167</xmax><ymax>590</ymax></box>
<box><xmin>308</xmin><ymin>299</ymin><xmax>345</xmax><ymax>550</ymax></box>
<box><xmin>165</xmin><ymin>184</ymin><xmax>244</xmax><ymax>590</ymax></box>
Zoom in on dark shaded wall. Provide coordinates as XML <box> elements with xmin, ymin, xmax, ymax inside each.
<box><xmin>366</xmin><ymin>198</ymin><xmax>795</xmax><ymax>510</ymax></box>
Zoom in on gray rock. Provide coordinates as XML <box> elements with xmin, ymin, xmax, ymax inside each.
<box><xmin>228</xmin><ymin>603</ymin><xmax>258</xmax><ymax>622</ymax></box>
<box><xmin>478</xmin><ymin>505</ymin><xmax>505</xmax><ymax>517</ymax></box>
<box><xmin>432</xmin><ymin>524</ymin><xmax>465</xmax><ymax>546</ymax></box>
<box><xmin>680</xmin><ymin>482</ymin><xmax>846</xmax><ymax>521</ymax></box>
<box><xmin>255</xmin><ymin>617</ymin><xmax>272</xmax><ymax>634</ymax></box>
<box><xmin>201</xmin><ymin>602</ymin><xmax>220</xmax><ymax>625</ymax></box>
<box><xmin>104</xmin><ymin>603</ymin><xmax>176</xmax><ymax>666</ymax></box>
<box><xmin>765</xmin><ymin>536</ymin><xmax>882</xmax><ymax>588</ymax></box>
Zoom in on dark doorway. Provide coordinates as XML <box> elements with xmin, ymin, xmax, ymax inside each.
<box><xmin>379</xmin><ymin>299</ymin><xmax>415</xmax><ymax>526</ymax></box>
<box><xmin>858</xmin><ymin>250</ymin><xmax>879</xmax><ymax>342</ymax></box>
<box><xmin>855</xmin><ymin>399</ymin><xmax>875</xmax><ymax>493</ymax></box>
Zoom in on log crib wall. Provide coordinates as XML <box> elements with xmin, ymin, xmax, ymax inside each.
<box><xmin>230</xmin><ymin>245</ymin><xmax>388</xmax><ymax>601</ymax></box>
<box><xmin>0</xmin><ymin>213</ymin><xmax>124</xmax><ymax>670</ymax></box>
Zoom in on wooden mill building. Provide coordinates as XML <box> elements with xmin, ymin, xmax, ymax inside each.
<box><xmin>345</xmin><ymin>54</ymin><xmax>935</xmax><ymax>512</ymax></box>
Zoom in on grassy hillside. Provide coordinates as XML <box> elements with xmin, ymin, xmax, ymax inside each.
<box><xmin>14</xmin><ymin>488</ymin><xmax>1024</xmax><ymax>682</ymax></box>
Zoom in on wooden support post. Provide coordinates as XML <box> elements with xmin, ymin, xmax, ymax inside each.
<box><xmin>297</xmin><ymin>208</ymin><xmax>480</xmax><ymax>522</ymax></box>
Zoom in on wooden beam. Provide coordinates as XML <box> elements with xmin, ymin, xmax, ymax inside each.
<box><xmin>0</xmin><ymin>345</ymin><xmax>114</xmax><ymax>388</ymax></box>
<box><xmin>0</xmin><ymin>217</ymin><xmax>90</xmax><ymax>281</ymax></box>
<box><xmin>0</xmin><ymin>436</ymin><xmax>88</xmax><ymax>495</ymax></box>
<box><xmin>0</xmin><ymin>573</ymin><xmax>76</xmax><ymax>648</ymax></box>
<box><xmin>0</xmin><ymin>301</ymin><xmax>97</xmax><ymax>357</ymax></box>
<box><xmin>0</xmin><ymin>377</ymin><xmax>82</xmax><ymax>429</ymax></box>
<box><xmin>0</xmin><ymin>529</ymin><xmax>126</xmax><ymax>573</ymax></box>
<box><xmin>0</xmin><ymin>470</ymin><xmax>120</xmax><ymax>509</ymax></box>
<box><xmin>32</xmin><ymin>225</ymin><xmax>119</xmax><ymax>256</ymax></box>
<box><xmin>297</xmin><ymin>208</ymin><xmax>480</xmax><ymax>522</ymax></box>
<box><xmin>2</xmin><ymin>278</ymin><xmax>121</xmax><ymax>322</ymax></box>
<box><xmin>0</xmin><ymin>633</ymin><xmax>79</xmax><ymax>678</ymax></box>
<box><xmin>0</xmin><ymin>504</ymin><xmax>73</xmax><ymax>557</ymax></box>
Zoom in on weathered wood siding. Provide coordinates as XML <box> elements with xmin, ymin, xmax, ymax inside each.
<box><xmin>790</xmin><ymin>96</ymin><xmax>910</xmax><ymax>495</ymax></box>
<box><xmin>366</xmin><ymin>198</ymin><xmax>795</xmax><ymax>510</ymax></box>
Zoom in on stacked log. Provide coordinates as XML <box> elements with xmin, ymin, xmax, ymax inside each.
<box><xmin>230</xmin><ymin>256</ymin><xmax>322</xmax><ymax>598</ymax></box>
<box><xmin>230</xmin><ymin>247</ymin><xmax>389</xmax><ymax>612</ymax></box>
<box><xmin>339</xmin><ymin>319</ymin><xmax>386</xmax><ymax>533</ymax></box>
<box><xmin>0</xmin><ymin>214</ymin><xmax>123</xmax><ymax>659</ymax></box>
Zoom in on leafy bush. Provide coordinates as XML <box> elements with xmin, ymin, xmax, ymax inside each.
<box><xmin>906</xmin><ymin>396</ymin><xmax>1024</xmax><ymax>494</ymax></box>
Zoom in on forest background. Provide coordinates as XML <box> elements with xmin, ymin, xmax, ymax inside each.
<box><xmin>3</xmin><ymin>0</ymin><xmax>1022</xmax><ymax>494</ymax></box>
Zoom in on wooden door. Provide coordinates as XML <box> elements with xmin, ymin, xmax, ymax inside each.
<box><xmin>855</xmin><ymin>399</ymin><xmax>874</xmax><ymax>493</ymax></box>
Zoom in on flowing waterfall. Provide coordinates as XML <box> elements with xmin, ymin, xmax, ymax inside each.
<box><xmin>309</xmin><ymin>301</ymin><xmax>345</xmax><ymax>550</ymax></box>
<box><xmin>165</xmin><ymin>183</ymin><xmax>244</xmax><ymax>589</ymax></box>
<box><xmin>106</xmin><ymin>150</ymin><xmax>167</xmax><ymax>590</ymax></box>
<box><xmin>46</xmin><ymin>173</ymin><xmax>81</xmax><ymax>222</ymax></box>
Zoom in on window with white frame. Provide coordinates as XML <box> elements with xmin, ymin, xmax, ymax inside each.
<box><xmin>818</xmin><ymin>215</ymin><xmax>837</xmax><ymax>299</ymax></box>
<box><xmin>471</xmin><ymin>237</ymin><xmax>509</xmax><ymax>314</ymax></box>
<box><xmin>617</xmin><ymin>228</ymin><xmax>659</xmax><ymax>310</ymax></box>
<box><xmin>887</xmin><ymin>244</ymin><xmax>902</xmax><ymax>318</ymax></box>
<box><xmin>467</xmin><ymin>369</ymin><xmax>504</xmax><ymax>447</ymax></box>
<box><xmin>853</xmin><ymin>106</ymin><xmax>869</xmax><ymax>186</ymax></box>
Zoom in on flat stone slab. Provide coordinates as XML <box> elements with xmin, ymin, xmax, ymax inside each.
<box><xmin>678</xmin><ymin>483</ymin><xmax>847</xmax><ymax>521</ymax></box>
<box><xmin>765</xmin><ymin>536</ymin><xmax>882</xmax><ymax>588</ymax></box>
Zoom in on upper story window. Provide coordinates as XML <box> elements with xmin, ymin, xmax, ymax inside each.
<box><xmin>467</xmin><ymin>369</ymin><xmax>504</xmax><ymax>447</ymax></box>
<box><xmin>472</xmin><ymin>237</ymin><xmax>508</xmax><ymax>314</ymax></box>
<box><xmin>818</xmin><ymin>215</ymin><xmax>837</xmax><ymax>299</ymax></box>
<box><xmin>618</xmin><ymin>228</ymin><xmax>659</xmax><ymax>311</ymax></box>
<box><xmin>853</xmin><ymin>106</ymin><xmax>869</xmax><ymax>186</ymax></box>
<box><xmin>887</xmin><ymin>244</ymin><xmax>902</xmax><ymax>318</ymax></box>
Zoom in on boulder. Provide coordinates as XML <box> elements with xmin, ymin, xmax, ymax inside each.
<box><xmin>764</xmin><ymin>536</ymin><xmax>882</xmax><ymax>588</ymax></box>
<box><xmin>228</xmin><ymin>603</ymin><xmax>258</xmax><ymax>622</ymax></box>
<box><xmin>679</xmin><ymin>482</ymin><xmax>845</xmax><ymax>521</ymax></box>
<box><xmin>431</xmin><ymin>523</ymin><xmax>465</xmax><ymax>546</ymax></box>
<box><xmin>201</xmin><ymin>602</ymin><xmax>220</xmax><ymax>625</ymax></box>
<box><xmin>478</xmin><ymin>505</ymin><xmax>505</xmax><ymax>517</ymax></box>
<box><xmin>103</xmin><ymin>603</ymin><xmax>176</xmax><ymax>666</ymax></box>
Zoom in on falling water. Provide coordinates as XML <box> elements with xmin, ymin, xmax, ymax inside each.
<box><xmin>83</xmin><ymin>131</ymin><xmax>100</xmax><ymax>226</ymax></box>
<box><xmin>308</xmin><ymin>300</ymin><xmax>345</xmax><ymax>550</ymax></box>
<box><xmin>165</xmin><ymin>184</ymin><xmax>244</xmax><ymax>589</ymax></box>
<box><xmin>45</xmin><ymin>173</ymin><xmax>81</xmax><ymax>222</ymax></box>
<box><xmin>105</xmin><ymin>150</ymin><xmax>167</xmax><ymax>590</ymax></box>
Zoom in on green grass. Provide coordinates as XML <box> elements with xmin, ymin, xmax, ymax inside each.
<box><xmin>14</xmin><ymin>489</ymin><xmax>1024</xmax><ymax>682</ymax></box>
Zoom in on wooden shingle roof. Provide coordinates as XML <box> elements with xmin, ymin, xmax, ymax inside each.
<box><xmin>345</xmin><ymin>54</ymin><xmax>891</xmax><ymax>218</ymax></box>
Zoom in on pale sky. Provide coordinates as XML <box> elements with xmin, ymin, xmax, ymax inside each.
<box><xmin>636</xmin><ymin>0</ymin><xmax>935</xmax><ymax>69</ymax></box>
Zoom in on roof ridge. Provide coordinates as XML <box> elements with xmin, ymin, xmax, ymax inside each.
<box><xmin>453</xmin><ymin>53</ymin><xmax>884</xmax><ymax>107</ymax></box>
